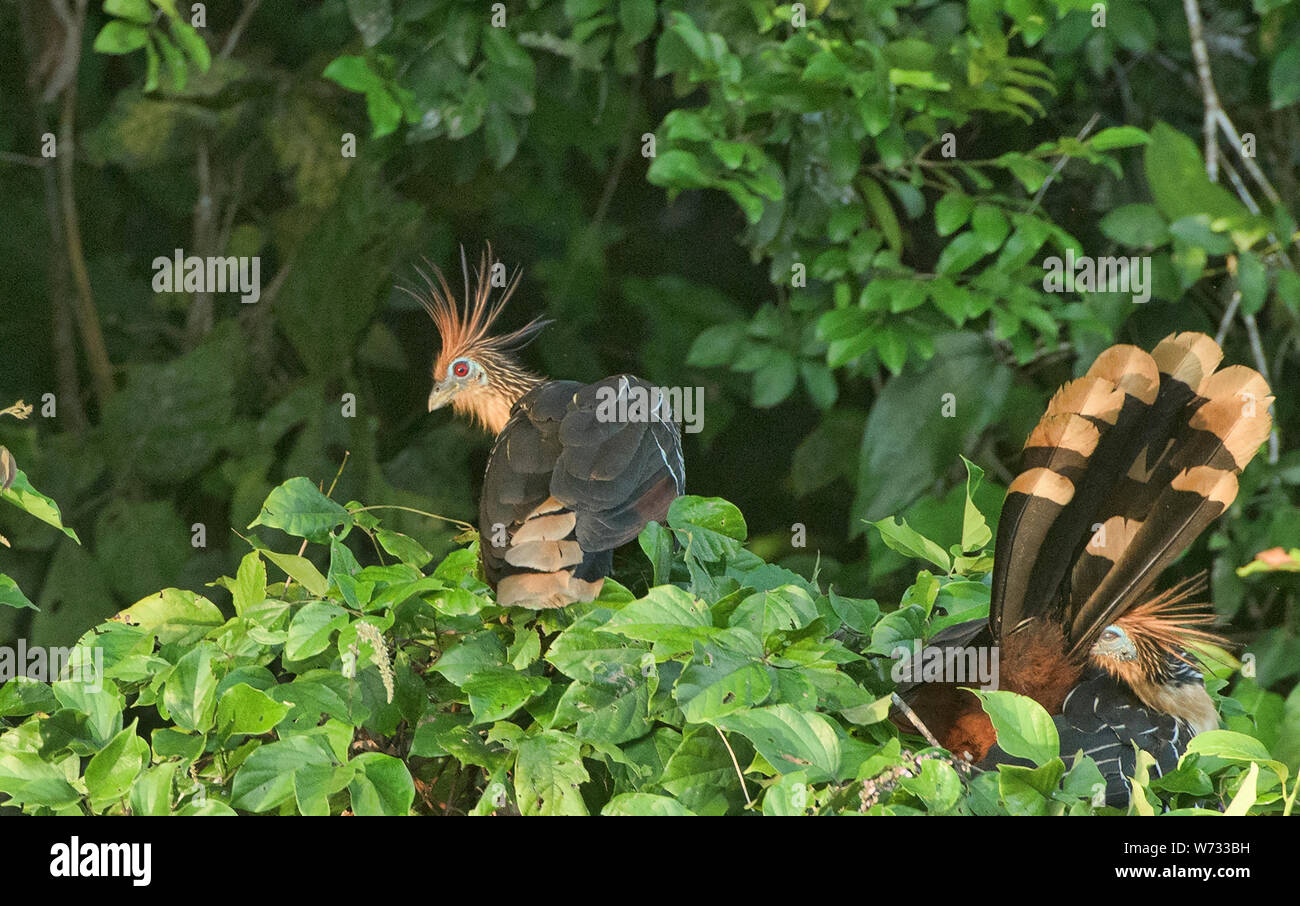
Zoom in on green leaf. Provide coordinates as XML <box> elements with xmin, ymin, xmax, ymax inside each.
<box><xmin>129</xmin><ymin>762</ymin><xmax>178</xmax><ymax>816</ymax></box>
<box><xmin>230</xmin><ymin>732</ymin><xmax>341</xmax><ymax>813</ymax></box>
<box><xmin>94</xmin><ymin>21</ymin><xmax>149</xmax><ymax>54</ymax></box>
<box><xmin>250</xmin><ymin>477</ymin><xmax>352</xmax><ymax>544</ymax></box>
<box><xmin>872</xmin><ymin>517</ymin><xmax>952</xmax><ymax>571</ymax></box>
<box><xmin>898</xmin><ymin>757</ymin><xmax>963</xmax><ymax>812</ymax></box>
<box><xmin>998</xmin><ymin>759</ymin><xmax>1066</xmax><ymax>815</ymax></box>
<box><xmin>170</xmin><ymin>20</ymin><xmax>211</xmax><ymax>72</ymax></box>
<box><xmin>603</xmin><ymin>585</ymin><xmax>713</xmax><ymax>654</ymax></box>
<box><xmin>514</xmin><ymin>730</ymin><xmax>589</xmax><ymax>816</ymax></box>
<box><xmin>1087</xmin><ymin>125</ymin><xmax>1149</xmax><ymax>150</ymax></box>
<box><xmin>163</xmin><ymin>645</ymin><xmax>219</xmax><ymax>732</ymax></box>
<box><xmin>105</xmin><ymin>0</ymin><xmax>154</xmax><ymax>23</ymax></box>
<box><xmin>0</xmin><ymin>574</ymin><xmax>36</xmax><ymax>611</ymax></box>
<box><xmin>1144</xmin><ymin>121</ymin><xmax>1248</xmax><ymax>222</ymax></box>
<box><xmin>667</xmin><ymin>495</ymin><xmax>748</xmax><ymax>560</ymax></box>
<box><xmin>85</xmin><ymin>720</ymin><xmax>149</xmax><ymax>810</ymax></box>
<box><xmin>958</xmin><ymin>456</ymin><xmax>992</xmax><ymax>553</ymax></box>
<box><xmin>1269</xmin><ymin>40</ymin><xmax>1300</xmax><ymax>110</ymax></box>
<box><xmin>647</xmin><ymin>150</ymin><xmax>714</xmax><ymax>189</ymax></box>
<box><xmin>728</xmin><ymin>585</ymin><xmax>819</xmax><ymax>639</ymax></box>
<box><xmin>285</xmin><ymin>602</ymin><xmax>350</xmax><ymax>661</ymax></box>
<box><xmin>1237</xmin><ymin>250</ymin><xmax>1268</xmax><ymax>316</ymax></box>
<box><xmin>934</xmin><ymin>192</ymin><xmax>974</xmax><ymax>237</ymax></box>
<box><xmin>375</xmin><ymin>529</ymin><xmax>433</xmax><ymax>568</ymax></box>
<box><xmin>936</xmin><ymin>232</ymin><xmax>987</xmax><ymax>275</ymax></box>
<box><xmin>1186</xmin><ymin>729</ymin><xmax>1289</xmax><ymax>785</ymax></box>
<box><xmin>119</xmin><ymin>588</ymin><xmax>224</xmax><ymax>645</ymax></box>
<box><xmin>216</xmin><ymin>683</ymin><xmax>291</xmax><ymax>736</ymax></box>
<box><xmin>231</xmin><ymin>551</ymin><xmax>268</xmax><ymax>616</ymax></box>
<box><xmin>715</xmin><ymin>704</ymin><xmax>842</xmax><ymax>783</ymax></box>
<box><xmin>462</xmin><ymin>667</ymin><xmax>549</xmax><ymax>724</ymax></box>
<box><xmin>1223</xmin><ymin>762</ymin><xmax>1260</xmax><ymax>815</ymax></box>
<box><xmin>1</xmin><ymin>468</ymin><xmax>80</xmax><ymax>542</ymax></box>
<box><xmin>854</xmin><ymin>333</ymin><xmax>1011</xmax><ymax>527</ymax></box>
<box><xmin>1099</xmin><ymin>204</ymin><xmax>1168</xmax><ymax>247</ymax></box>
<box><xmin>0</xmin><ymin>751</ymin><xmax>81</xmax><ymax>809</ymax></box>
<box><xmin>975</xmin><ymin>690</ymin><xmax>1060</xmax><ymax>767</ymax></box>
<box><xmin>349</xmin><ymin>752</ymin><xmax>414</xmax><ymax>816</ymax></box>
<box><xmin>674</xmin><ymin>630</ymin><xmax>772</xmax><ymax>722</ymax></box>
<box><xmin>602</xmin><ymin>792</ymin><xmax>695</xmax><ymax>815</ymax></box>
<box><xmin>260</xmin><ymin>549</ymin><xmax>329</xmax><ymax>597</ymax></box>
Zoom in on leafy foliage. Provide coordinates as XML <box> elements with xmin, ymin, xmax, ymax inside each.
<box><xmin>1</xmin><ymin>477</ymin><xmax>1292</xmax><ymax>816</ymax></box>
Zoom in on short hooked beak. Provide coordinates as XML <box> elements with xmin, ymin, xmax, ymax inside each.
<box><xmin>427</xmin><ymin>381</ymin><xmax>457</xmax><ymax>413</ymax></box>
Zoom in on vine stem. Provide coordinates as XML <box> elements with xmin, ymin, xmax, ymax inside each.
<box><xmin>348</xmin><ymin>504</ymin><xmax>476</xmax><ymax>533</ymax></box>
<box><xmin>715</xmin><ymin>727</ymin><xmax>753</xmax><ymax>809</ymax></box>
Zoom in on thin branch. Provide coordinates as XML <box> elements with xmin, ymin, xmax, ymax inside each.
<box><xmin>715</xmin><ymin>726</ymin><xmax>753</xmax><ymax>809</ymax></box>
<box><xmin>220</xmin><ymin>0</ymin><xmax>261</xmax><ymax>60</ymax></box>
<box><xmin>1242</xmin><ymin>313</ymin><xmax>1280</xmax><ymax>463</ymax></box>
<box><xmin>1183</xmin><ymin>0</ymin><xmax>1283</xmax><ymax>464</ymax></box>
<box><xmin>1027</xmin><ymin>112</ymin><xmax>1100</xmax><ymax>214</ymax></box>
<box><xmin>891</xmin><ymin>693</ymin><xmax>943</xmax><ymax>749</ymax></box>
<box><xmin>1214</xmin><ymin>290</ymin><xmax>1241</xmax><ymax>346</ymax></box>
<box><xmin>54</xmin><ymin>0</ymin><xmax>115</xmax><ymax>408</ymax></box>
<box><xmin>1182</xmin><ymin>0</ymin><xmax>1220</xmax><ymax>181</ymax></box>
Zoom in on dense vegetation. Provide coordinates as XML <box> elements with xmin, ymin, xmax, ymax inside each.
<box><xmin>0</xmin><ymin>0</ymin><xmax>1297</xmax><ymax>814</ymax></box>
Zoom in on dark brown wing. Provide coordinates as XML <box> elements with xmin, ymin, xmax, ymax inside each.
<box><xmin>479</xmin><ymin>375</ymin><xmax>685</xmax><ymax>609</ymax></box>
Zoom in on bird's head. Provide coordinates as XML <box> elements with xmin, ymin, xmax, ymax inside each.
<box><xmin>1091</xmin><ymin>624</ymin><xmax>1139</xmax><ymax>662</ymax></box>
<box><xmin>407</xmin><ymin>246</ymin><xmax>550</xmax><ymax>434</ymax></box>
<box><xmin>1088</xmin><ymin>574</ymin><xmax>1225</xmax><ymax>686</ymax></box>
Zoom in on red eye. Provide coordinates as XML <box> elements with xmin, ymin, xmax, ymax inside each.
<box><xmin>452</xmin><ymin>361</ymin><xmax>470</xmax><ymax>378</ymax></box>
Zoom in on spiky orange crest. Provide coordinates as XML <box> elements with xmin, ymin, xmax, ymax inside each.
<box><xmin>1103</xmin><ymin>573</ymin><xmax>1228</xmax><ymax>679</ymax></box>
<box><xmin>406</xmin><ymin>244</ymin><xmax>550</xmax><ymax>379</ymax></box>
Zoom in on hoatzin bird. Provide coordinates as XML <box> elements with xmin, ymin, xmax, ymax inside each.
<box><xmin>412</xmin><ymin>247</ymin><xmax>686</xmax><ymax>609</ymax></box>
<box><xmin>897</xmin><ymin>332</ymin><xmax>1272</xmax><ymax>804</ymax></box>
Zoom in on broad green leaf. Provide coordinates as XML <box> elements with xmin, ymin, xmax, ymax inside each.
<box><xmin>118</xmin><ymin>588</ymin><xmax>224</xmax><ymax>646</ymax></box>
<box><xmin>85</xmin><ymin>720</ymin><xmax>149</xmax><ymax>811</ymax></box>
<box><xmin>129</xmin><ymin>762</ymin><xmax>178</xmax><ymax>816</ymax></box>
<box><xmin>0</xmin><ymin>751</ymin><xmax>81</xmax><ymax>809</ymax></box>
<box><xmin>349</xmin><ymin>752</ymin><xmax>414</xmax><ymax>816</ymax></box>
<box><xmin>1099</xmin><ymin>204</ymin><xmax>1168</xmax><ymax>247</ymax></box>
<box><xmin>216</xmin><ymin>683</ymin><xmax>291</xmax><ymax>736</ymax></box>
<box><xmin>462</xmin><ymin>667</ymin><xmax>549</xmax><ymax>724</ymax></box>
<box><xmin>603</xmin><ymin>585</ymin><xmax>714</xmax><ymax>653</ymax></box>
<box><xmin>1144</xmin><ymin>121</ymin><xmax>1248</xmax><ymax>222</ymax></box>
<box><xmin>728</xmin><ymin>585</ymin><xmax>819</xmax><ymax>638</ymax></box>
<box><xmin>674</xmin><ymin>630</ymin><xmax>771</xmax><ymax>723</ymax></box>
<box><xmin>285</xmin><ymin>602</ymin><xmax>349</xmax><ymax>661</ymax></box>
<box><xmin>602</xmin><ymin>792</ymin><xmax>695</xmax><ymax>815</ymax></box>
<box><xmin>715</xmin><ymin>704</ymin><xmax>842</xmax><ymax>783</ymax></box>
<box><xmin>230</xmin><ymin>732</ymin><xmax>341</xmax><ymax>813</ymax></box>
<box><xmin>975</xmin><ymin>690</ymin><xmax>1060</xmax><ymax>767</ymax></box>
<box><xmin>514</xmin><ymin>730</ymin><xmax>589</xmax><ymax>816</ymax></box>
<box><xmin>250</xmin><ymin>477</ymin><xmax>351</xmax><ymax>544</ymax></box>
<box><xmin>164</xmin><ymin>645</ymin><xmax>219</xmax><ymax>732</ymax></box>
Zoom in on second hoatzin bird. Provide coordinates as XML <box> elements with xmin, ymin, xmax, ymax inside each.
<box><xmin>413</xmin><ymin>247</ymin><xmax>685</xmax><ymax>609</ymax></box>
<box><xmin>897</xmin><ymin>331</ymin><xmax>1272</xmax><ymax>804</ymax></box>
